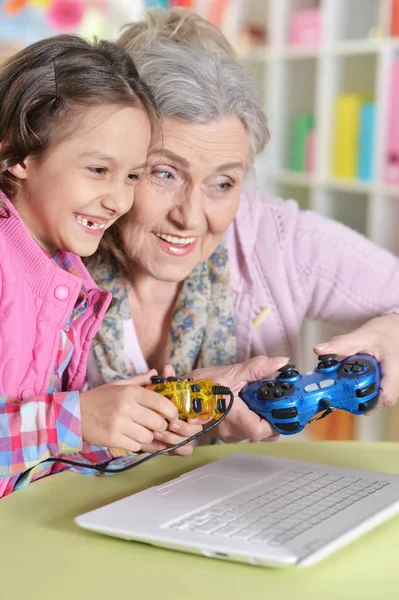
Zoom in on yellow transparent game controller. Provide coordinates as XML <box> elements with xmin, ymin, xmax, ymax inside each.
<box><xmin>148</xmin><ymin>376</ymin><xmax>228</xmax><ymax>421</ymax></box>
<box><xmin>110</xmin><ymin>376</ymin><xmax>231</xmax><ymax>456</ymax></box>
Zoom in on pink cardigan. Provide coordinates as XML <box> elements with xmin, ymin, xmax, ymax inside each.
<box><xmin>228</xmin><ymin>182</ymin><xmax>399</xmax><ymax>364</ymax></box>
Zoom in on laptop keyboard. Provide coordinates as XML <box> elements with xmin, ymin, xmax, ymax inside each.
<box><xmin>165</xmin><ymin>469</ymin><xmax>390</xmax><ymax>546</ymax></box>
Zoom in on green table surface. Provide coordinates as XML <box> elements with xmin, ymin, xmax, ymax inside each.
<box><xmin>2</xmin><ymin>442</ymin><xmax>399</xmax><ymax>600</ymax></box>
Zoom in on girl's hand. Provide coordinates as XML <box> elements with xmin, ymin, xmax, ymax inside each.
<box><xmin>79</xmin><ymin>369</ymin><xmax>179</xmax><ymax>453</ymax></box>
<box><xmin>140</xmin><ymin>419</ymin><xmax>204</xmax><ymax>456</ymax></box>
<box><xmin>314</xmin><ymin>314</ymin><xmax>399</xmax><ymax>408</ymax></box>
<box><xmin>138</xmin><ymin>366</ymin><xmax>205</xmax><ymax>455</ymax></box>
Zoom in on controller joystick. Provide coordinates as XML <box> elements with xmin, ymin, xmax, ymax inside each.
<box><xmin>239</xmin><ymin>353</ymin><xmax>381</xmax><ymax>436</ymax></box>
<box><xmin>277</xmin><ymin>363</ymin><xmax>300</xmax><ymax>379</ymax></box>
<box><xmin>317</xmin><ymin>353</ymin><xmax>339</xmax><ymax>370</ymax></box>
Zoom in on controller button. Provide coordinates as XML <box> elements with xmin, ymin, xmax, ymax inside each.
<box><xmin>217</xmin><ymin>399</ymin><xmax>227</xmax><ymax>413</ymax></box>
<box><xmin>267</xmin><ymin>382</ymin><xmax>276</xmax><ymax>388</ymax></box>
<box><xmin>281</xmin><ymin>382</ymin><xmax>292</xmax><ymax>390</ymax></box>
<box><xmin>272</xmin><ymin>407</ymin><xmax>298</xmax><ymax>419</ymax></box>
<box><xmin>275</xmin><ymin>421</ymin><xmax>300</xmax><ymax>432</ymax></box>
<box><xmin>191</xmin><ymin>384</ymin><xmax>201</xmax><ymax>393</ymax></box>
<box><xmin>304</xmin><ymin>383</ymin><xmax>319</xmax><ymax>392</ymax></box>
<box><xmin>352</xmin><ymin>364</ymin><xmax>365</xmax><ymax>374</ymax></box>
<box><xmin>356</xmin><ymin>382</ymin><xmax>377</xmax><ymax>398</ymax></box>
<box><xmin>343</xmin><ymin>363</ymin><xmax>355</xmax><ymax>373</ymax></box>
<box><xmin>192</xmin><ymin>398</ymin><xmax>203</xmax><ymax>413</ymax></box>
<box><xmin>358</xmin><ymin>396</ymin><xmax>379</xmax><ymax>412</ymax></box>
<box><xmin>273</xmin><ymin>389</ymin><xmax>284</xmax><ymax>398</ymax></box>
<box><xmin>167</xmin><ymin>377</ymin><xmax>179</xmax><ymax>382</ymax></box>
<box><xmin>258</xmin><ymin>385</ymin><xmax>269</xmax><ymax>396</ymax></box>
<box><xmin>319</xmin><ymin>379</ymin><xmax>335</xmax><ymax>389</ymax></box>
<box><xmin>150</xmin><ymin>376</ymin><xmax>166</xmax><ymax>384</ymax></box>
<box><xmin>187</xmin><ymin>378</ymin><xmax>193</xmax><ymax>382</ymax></box>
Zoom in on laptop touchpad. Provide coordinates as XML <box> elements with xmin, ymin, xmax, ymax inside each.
<box><xmin>156</xmin><ymin>475</ymin><xmax>246</xmax><ymax>502</ymax></box>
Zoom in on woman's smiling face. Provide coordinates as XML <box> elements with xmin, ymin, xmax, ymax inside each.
<box><xmin>120</xmin><ymin>115</ymin><xmax>251</xmax><ymax>282</ymax></box>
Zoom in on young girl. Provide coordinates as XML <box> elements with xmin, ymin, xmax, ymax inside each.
<box><xmin>0</xmin><ymin>34</ymin><xmax>188</xmax><ymax>498</ymax></box>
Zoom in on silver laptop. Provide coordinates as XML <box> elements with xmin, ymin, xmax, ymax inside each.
<box><xmin>75</xmin><ymin>453</ymin><xmax>399</xmax><ymax>568</ymax></box>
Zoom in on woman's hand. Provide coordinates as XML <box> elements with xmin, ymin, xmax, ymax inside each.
<box><xmin>314</xmin><ymin>314</ymin><xmax>399</xmax><ymax>408</ymax></box>
<box><xmin>187</xmin><ymin>356</ymin><xmax>289</xmax><ymax>443</ymax></box>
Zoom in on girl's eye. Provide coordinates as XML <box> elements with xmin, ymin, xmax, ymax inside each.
<box><xmin>128</xmin><ymin>173</ymin><xmax>140</xmax><ymax>181</ymax></box>
<box><xmin>88</xmin><ymin>166</ymin><xmax>107</xmax><ymax>175</ymax></box>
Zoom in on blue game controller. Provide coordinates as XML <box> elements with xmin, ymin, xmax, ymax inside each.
<box><xmin>239</xmin><ymin>354</ymin><xmax>381</xmax><ymax>435</ymax></box>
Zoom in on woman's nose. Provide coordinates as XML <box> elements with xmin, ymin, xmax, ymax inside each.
<box><xmin>169</xmin><ymin>186</ymin><xmax>203</xmax><ymax>231</ymax></box>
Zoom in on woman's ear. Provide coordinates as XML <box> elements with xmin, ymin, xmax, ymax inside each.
<box><xmin>7</xmin><ymin>160</ymin><xmax>29</xmax><ymax>181</ymax></box>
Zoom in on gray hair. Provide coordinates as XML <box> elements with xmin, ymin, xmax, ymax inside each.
<box><xmin>118</xmin><ymin>9</ymin><xmax>269</xmax><ymax>160</ymax></box>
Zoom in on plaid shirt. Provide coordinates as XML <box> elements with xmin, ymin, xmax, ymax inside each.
<box><xmin>0</xmin><ymin>251</ymin><xmax>135</xmax><ymax>498</ymax></box>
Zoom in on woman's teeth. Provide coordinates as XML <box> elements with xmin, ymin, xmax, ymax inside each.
<box><xmin>156</xmin><ymin>233</ymin><xmax>196</xmax><ymax>246</ymax></box>
<box><xmin>74</xmin><ymin>214</ymin><xmax>106</xmax><ymax>230</ymax></box>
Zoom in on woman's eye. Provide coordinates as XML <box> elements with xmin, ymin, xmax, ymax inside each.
<box><xmin>88</xmin><ymin>166</ymin><xmax>107</xmax><ymax>175</ymax></box>
<box><xmin>217</xmin><ymin>181</ymin><xmax>233</xmax><ymax>191</ymax></box>
<box><xmin>153</xmin><ymin>169</ymin><xmax>173</xmax><ymax>180</ymax></box>
<box><xmin>212</xmin><ymin>178</ymin><xmax>234</xmax><ymax>192</ymax></box>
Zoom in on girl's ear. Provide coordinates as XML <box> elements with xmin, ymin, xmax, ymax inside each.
<box><xmin>7</xmin><ymin>160</ymin><xmax>29</xmax><ymax>181</ymax></box>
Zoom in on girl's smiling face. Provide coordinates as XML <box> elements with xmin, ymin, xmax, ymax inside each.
<box><xmin>9</xmin><ymin>104</ymin><xmax>151</xmax><ymax>256</ymax></box>
<box><xmin>120</xmin><ymin>115</ymin><xmax>251</xmax><ymax>282</ymax></box>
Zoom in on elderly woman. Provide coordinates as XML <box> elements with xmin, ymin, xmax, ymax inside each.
<box><xmin>87</xmin><ymin>8</ymin><xmax>399</xmax><ymax>451</ymax></box>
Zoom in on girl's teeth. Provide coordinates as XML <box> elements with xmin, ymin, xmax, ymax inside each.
<box><xmin>75</xmin><ymin>214</ymin><xmax>105</xmax><ymax>230</ymax></box>
<box><xmin>156</xmin><ymin>233</ymin><xmax>196</xmax><ymax>245</ymax></box>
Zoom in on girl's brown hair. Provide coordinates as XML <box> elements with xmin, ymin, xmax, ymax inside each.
<box><xmin>0</xmin><ymin>34</ymin><xmax>157</xmax><ymax>213</ymax></box>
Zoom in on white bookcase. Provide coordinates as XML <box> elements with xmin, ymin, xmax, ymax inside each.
<box><xmin>237</xmin><ymin>0</ymin><xmax>399</xmax><ymax>440</ymax></box>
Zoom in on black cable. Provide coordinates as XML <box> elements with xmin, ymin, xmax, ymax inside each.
<box><xmin>17</xmin><ymin>387</ymin><xmax>234</xmax><ymax>478</ymax></box>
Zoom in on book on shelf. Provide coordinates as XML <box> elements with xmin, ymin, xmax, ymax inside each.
<box><xmin>333</xmin><ymin>94</ymin><xmax>363</xmax><ymax>179</ymax></box>
<box><xmin>290</xmin><ymin>115</ymin><xmax>314</xmax><ymax>172</ymax></box>
<box><xmin>391</xmin><ymin>0</ymin><xmax>399</xmax><ymax>36</ymax></box>
<box><xmin>385</xmin><ymin>57</ymin><xmax>399</xmax><ymax>184</ymax></box>
<box><xmin>358</xmin><ymin>102</ymin><xmax>375</xmax><ymax>181</ymax></box>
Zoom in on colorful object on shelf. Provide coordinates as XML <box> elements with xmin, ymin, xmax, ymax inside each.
<box><xmin>145</xmin><ymin>0</ymin><xmax>168</xmax><ymax>6</ymax></box>
<box><xmin>3</xmin><ymin>0</ymin><xmax>27</xmax><ymax>15</ymax></box>
<box><xmin>305</xmin><ymin>128</ymin><xmax>317</xmax><ymax>174</ymax></box>
<box><xmin>385</xmin><ymin>58</ymin><xmax>399</xmax><ymax>184</ymax></box>
<box><xmin>30</xmin><ymin>0</ymin><xmax>52</xmax><ymax>6</ymax></box>
<box><xmin>1</xmin><ymin>0</ymin><xmax>112</xmax><ymax>42</ymax></box>
<box><xmin>358</xmin><ymin>102</ymin><xmax>375</xmax><ymax>181</ymax></box>
<box><xmin>47</xmin><ymin>0</ymin><xmax>84</xmax><ymax>30</ymax></box>
<box><xmin>333</xmin><ymin>93</ymin><xmax>363</xmax><ymax>179</ymax></box>
<box><xmin>391</xmin><ymin>0</ymin><xmax>399</xmax><ymax>36</ymax></box>
<box><xmin>77</xmin><ymin>6</ymin><xmax>107</xmax><ymax>38</ymax></box>
<box><xmin>288</xmin><ymin>7</ymin><xmax>322</xmax><ymax>47</ymax></box>
<box><xmin>169</xmin><ymin>0</ymin><xmax>193</xmax><ymax>6</ymax></box>
<box><xmin>290</xmin><ymin>114</ymin><xmax>314</xmax><ymax>172</ymax></box>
